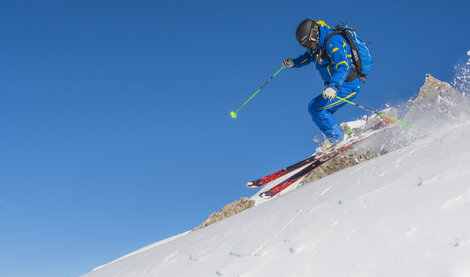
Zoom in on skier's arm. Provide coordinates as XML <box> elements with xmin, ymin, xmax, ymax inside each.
<box><xmin>292</xmin><ymin>51</ymin><xmax>315</xmax><ymax>68</ymax></box>
<box><xmin>326</xmin><ymin>40</ymin><xmax>352</xmax><ymax>89</ymax></box>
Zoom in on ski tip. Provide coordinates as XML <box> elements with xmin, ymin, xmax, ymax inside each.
<box><xmin>247</xmin><ymin>181</ymin><xmax>264</xmax><ymax>188</ymax></box>
<box><xmin>259</xmin><ymin>192</ymin><xmax>273</xmax><ymax>199</ymax></box>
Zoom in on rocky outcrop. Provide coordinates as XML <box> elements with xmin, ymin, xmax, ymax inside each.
<box><xmin>194</xmin><ymin>197</ymin><xmax>255</xmax><ymax>231</ymax></box>
<box><xmin>405</xmin><ymin>74</ymin><xmax>470</xmax><ymax>122</ymax></box>
<box><xmin>303</xmin><ymin>151</ymin><xmax>378</xmax><ymax>184</ymax></box>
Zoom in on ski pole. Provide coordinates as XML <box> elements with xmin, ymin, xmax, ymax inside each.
<box><xmin>230</xmin><ymin>66</ymin><xmax>286</xmax><ymax>119</ymax></box>
<box><xmin>335</xmin><ymin>95</ymin><xmax>425</xmax><ymax>132</ymax></box>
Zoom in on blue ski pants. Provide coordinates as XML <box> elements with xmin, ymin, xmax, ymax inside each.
<box><xmin>308</xmin><ymin>79</ymin><xmax>361</xmax><ymax>143</ymax></box>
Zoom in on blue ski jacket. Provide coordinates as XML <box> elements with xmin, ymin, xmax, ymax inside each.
<box><xmin>292</xmin><ymin>20</ymin><xmax>357</xmax><ymax>91</ymax></box>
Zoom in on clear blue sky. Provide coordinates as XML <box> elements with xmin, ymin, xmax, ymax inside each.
<box><xmin>0</xmin><ymin>0</ymin><xmax>469</xmax><ymax>276</ymax></box>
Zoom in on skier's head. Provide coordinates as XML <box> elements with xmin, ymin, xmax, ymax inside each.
<box><xmin>296</xmin><ymin>19</ymin><xmax>319</xmax><ymax>50</ymax></box>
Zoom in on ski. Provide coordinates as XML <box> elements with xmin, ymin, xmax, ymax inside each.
<box><xmin>258</xmin><ymin>141</ymin><xmax>359</xmax><ymax>199</ymax></box>
<box><xmin>247</xmin><ymin>138</ymin><xmax>364</xmax><ymax>189</ymax></box>
<box><xmin>247</xmin><ymin>119</ymin><xmax>395</xmax><ymax>189</ymax></box>
<box><xmin>248</xmin><ymin>118</ymin><xmax>397</xmax><ymax>189</ymax></box>
<box><xmin>246</xmin><ymin>151</ymin><xmax>328</xmax><ymax>188</ymax></box>
<box><xmin>257</xmin><ymin>119</ymin><xmax>398</xmax><ymax>199</ymax></box>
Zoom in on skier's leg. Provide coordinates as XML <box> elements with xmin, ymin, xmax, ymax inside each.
<box><xmin>308</xmin><ymin>95</ymin><xmax>344</xmax><ymax>143</ymax></box>
<box><xmin>308</xmin><ymin>80</ymin><xmax>361</xmax><ymax>143</ymax></box>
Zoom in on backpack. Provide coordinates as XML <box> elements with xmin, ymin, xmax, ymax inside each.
<box><xmin>322</xmin><ymin>24</ymin><xmax>372</xmax><ymax>79</ymax></box>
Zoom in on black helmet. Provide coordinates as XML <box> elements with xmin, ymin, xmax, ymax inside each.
<box><xmin>296</xmin><ymin>19</ymin><xmax>319</xmax><ymax>49</ymax></box>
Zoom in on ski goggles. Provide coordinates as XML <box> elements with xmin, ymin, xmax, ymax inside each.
<box><xmin>300</xmin><ymin>24</ymin><xmax>319</xmax><ymax>49</ymax></box>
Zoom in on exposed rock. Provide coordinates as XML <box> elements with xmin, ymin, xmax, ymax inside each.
<box><xmin>405</xmin><ymin>74</ymin><xmax>470</xmax><ymax>122</ymax></box>
<box><xmin>303</xmin><ymin>149</ymin><xmax>380</xmax><ymax>184</ymax></box>
<box><xmin>194</xmin><ymin>197</ymin><xmax>255</xmax><ymax>231</ymax></box>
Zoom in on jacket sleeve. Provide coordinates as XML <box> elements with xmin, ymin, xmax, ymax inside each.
<box><xmin>325</xmin><ymin>38</ymin><xmax>352</xmax><ymax>90</ymax></box>
<box><xmin>292</xmin><ymin>50</ymin><xmax>315</xmax><ymax>68</ymax></box>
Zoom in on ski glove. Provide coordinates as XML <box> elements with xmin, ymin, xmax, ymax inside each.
<box><xmin>282</xmin><ymin>58</ymin><xmax>294</xmax><ymax>68</ymax></box>
<box><xmin>322</xmin><ymin>87</ymin><xmax>337</xmax><ymax>100</ymax></box>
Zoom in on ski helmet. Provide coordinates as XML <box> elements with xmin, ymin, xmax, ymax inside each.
<box><xmin>296</xmin><ymin>19</ymin><xmax>319</xmax><ymax>49</ymax></box>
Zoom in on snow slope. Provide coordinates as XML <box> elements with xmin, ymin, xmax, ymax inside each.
<box><xmin>83</xmin><ymin>117</ymin><xmax>470</xmax><ymax>277</ymax></box>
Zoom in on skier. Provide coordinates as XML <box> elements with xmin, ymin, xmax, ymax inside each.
<box><xmin>283</xmin><ymin>19</ymin><xmax>363</xmax><ymax>154</ymax></box>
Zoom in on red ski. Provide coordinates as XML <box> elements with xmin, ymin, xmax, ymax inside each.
<box><xmin>258</xmin><ymin>141</ymin><xmax>360</xmax><ymax>199</ymax></box>
<box><xmin>247</xmin><ymin>118</ymin><xmax>396</xmax><ymax>189</ymax></box>
<box><xmin>247</xmin><ymin>141</ymin><xmax>360</xmax><ymax>188</ymax></box>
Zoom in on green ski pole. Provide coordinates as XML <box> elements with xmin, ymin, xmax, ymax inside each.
<box><xmin>230</xmin><ymin>66</ymin><xmax>286</xmax><ymax>119</ymax></box>
<box><xmin>335</xmin><ymin>95</ymin><xmax>425</xmax><ymax>133</ymax></box>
